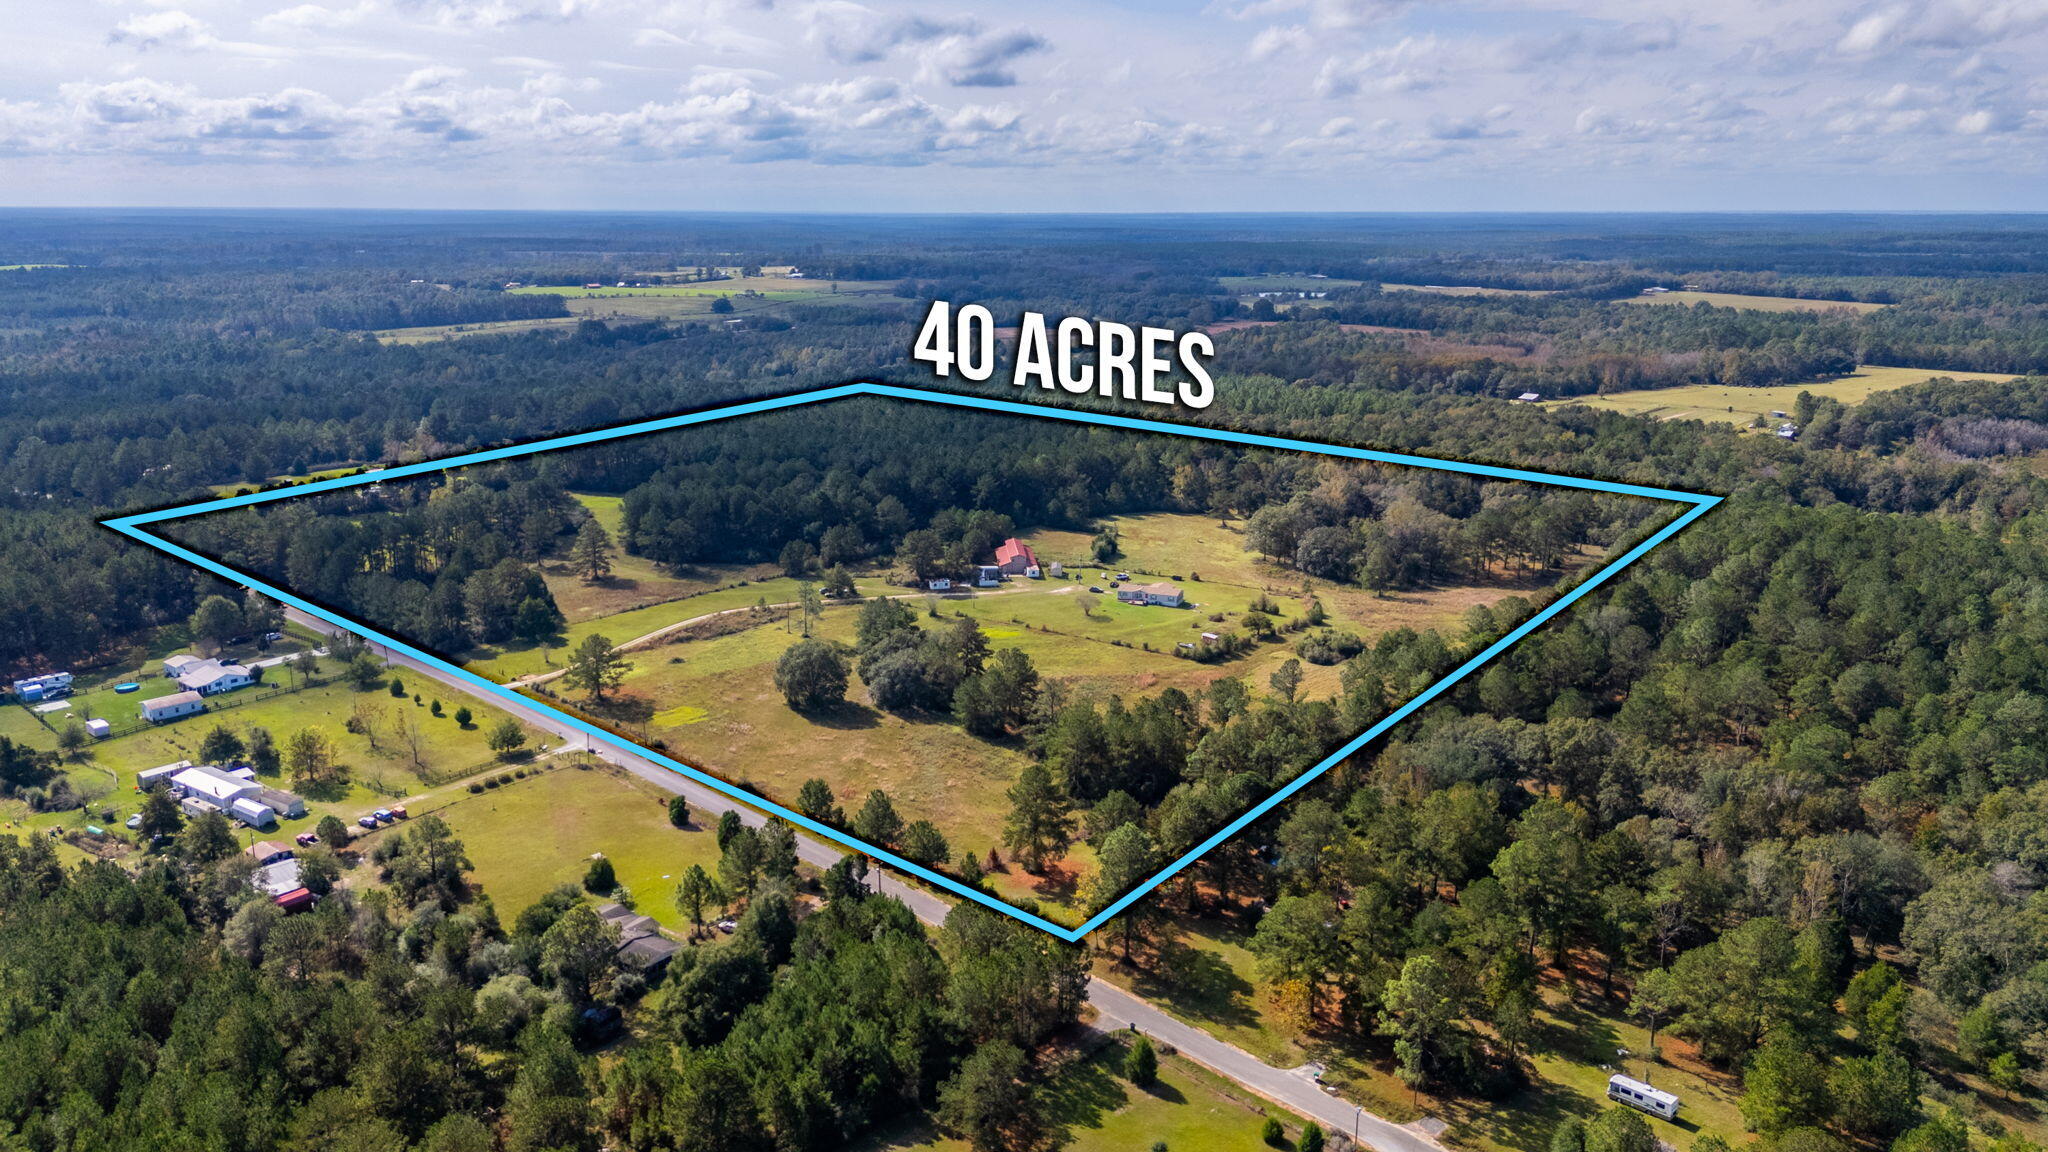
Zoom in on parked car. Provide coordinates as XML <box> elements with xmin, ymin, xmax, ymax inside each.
<box><xmin>1088</xmin><ymin>586</ymin><xmax>1103</xmax><ymax>593</ymax></box>
<box><xmin>714</xmin><ymin>918</ymin><xmax>738</xmax><ymax>934</ymax></box>
<box><xmin>358</xmin><ymin>816</ymin><xmax>378</xmax><ymax>829</ymax></box>
<box><xmin>389</xmin><ymin>804</ymin><xmax>408</xmax><ymax>819</ymax></box>
<box><xmin>1115</xmin><ymin>572</ymin><xmax>1129</xmax><ymax>580</ymax></box>
<box><xmin>263</xmin><ymin>632</ymin><xmax>283</xmax><ymax>642</ymax></box>
<box><xmin>295</xmin><ymin>832</ymin><xmax>319</xmax><ymax>846</ymax></box>
<box><xmin>373</xmin><ymin>808</ymin><xmax>393</xmax><ymax>823</ymax></box>
<box><xmin>125</xmin><ymin>814</ymin><xmax>143</xmax><ymax>829</ymax></box>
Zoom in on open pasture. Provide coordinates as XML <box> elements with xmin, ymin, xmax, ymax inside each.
<box><xmin>1546</xmin><ymin>364</ymin><xmax>2020</xmax><ymax>425</ymax></box>
<box><xmin>429</xmin><ymin>760</ymin><xmax>721</xmax><ymax>927</ymax></box>
<box><xmin>1624</xmin><ymin>290</ymin><xmax>1888</xmax><ymax>313</ymax></box>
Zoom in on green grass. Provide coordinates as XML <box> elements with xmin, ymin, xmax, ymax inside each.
<box><xmin>1545</xmin><ymin>365</ymin><xmax>2021</xmax><ymax>426</ymax></box>
<box><xmin>1624</xmin><ymin>290</ymin><xmax>1888</xmax><ymax>314</ymax></box>
<box><xmin>465</xmin><ymin>573</ymin><xmax>897</xmax><ymax>681</ymax></box>
<box><xmin>27</xmin><ymin>674</ymin><xmax>547</xmax><ymax>845</ymax></box>
<box><xmin>1381</xmin><ymin>283</ymin><xmax>1554</xmax><ymax>297</ymax></box>
<box><xmin>862</xmin><ymin>1038</ymin><xmax>1316</xmax><ymax>1152</ymax></box>
<box><xmin>424</xmin><ymin>760</ymin><xmax>722</xmax><ymax>927</ymax></box>
<box><xmin>373</xmin><ymin>317</ymin><xmax>582</xmax><ymax>344</ymax></box>
<box><xmin>517</xmin><ymin>511</ymin><xmax>1571</xmax><ymax>897</ymax></box>
<box><xmin>1219</xmin><ymin>275</ymin><xmax>1366</xmax><ymax>292</ymax></box>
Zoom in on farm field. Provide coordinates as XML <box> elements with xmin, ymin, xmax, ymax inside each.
<box><xmin>1624</xmin><ymin>290</ymin><xmax>1889</xmax><ymax>313</ymax></box>
<box><xmin>374</xmin><ymin>275</ymin><xmax>899</xmax><ymax>342</ymax></box>
<box><xmin>1381</xmin><ymin>283</ymin><xmax>1554</xmax><ymax>297</ymax></box>
<box><xmin>1219</xmin><ymin>274</ymin><xmax>1366</xmax><ymax>292</ymax></box>
<box><xmin>1545</xmin><ymin>364</ymin><xmax>2021</xmax><ymax>425</ymax></box>
<box><xmin>423</xmin><ymin>759</ymin><xmax>721</xmax><ymax>928</ymax></box>
<box><xmin>860</xmin><ymin>1036</ymin><xmax>1317</xmax><ymax>1152</ymax></box>
<box><xmin>373</xmin><ymin>317</ymin><xmax>582</xmax><ymax>344</ymax></box>
<box><xmin>527</xmin><ymin>510</ymin><xmax>1577</xmax><ymax>903</ymax></box>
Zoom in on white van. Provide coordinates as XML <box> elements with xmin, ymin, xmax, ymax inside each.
<box><xmin>1607</xmin><ymin>1074</ymin><xmax>1679</xmax><ymax>1120</ymax></box>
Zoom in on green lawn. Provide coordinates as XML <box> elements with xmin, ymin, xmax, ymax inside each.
<box><xmin>24</xmin><ymin>672</ymin><xmax>548</xmax><ymax>846</ymax></box>
<box><xmin>1545</xmin><ymin>365</ymin><xmax>2021</xmax><ymax>426</ymax></box>
<box><xmin>863</xmin><ymin>1037</ymin><xmax>1317</xmax><ymax>1152</ymax></box>
<box><xmin>1623</xmin><ymin>290</ymin><xmax>1887</xmax><ymax>314</ymax></box>
<box><xmin>423</xmin><ymin>760</ymin><xmax>723</xmax><ymax>927</ymax></box>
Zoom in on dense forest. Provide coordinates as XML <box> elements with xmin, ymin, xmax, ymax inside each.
<box><xmin>0</xmin><ymin>802</ymin><xmax>1085</xmax><ymax>1152</ymax></box>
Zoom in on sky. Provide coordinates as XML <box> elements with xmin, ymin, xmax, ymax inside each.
<box><xmin>2</xmin><ymin>0</ymin><xmax>2046</xmax><ymax>211</ymax></box>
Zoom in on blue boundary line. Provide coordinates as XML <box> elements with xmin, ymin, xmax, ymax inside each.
<box><xmin>103</xmin><ymin>382</ymin><xmax>1720</xmax><ymax>942</ymax></box>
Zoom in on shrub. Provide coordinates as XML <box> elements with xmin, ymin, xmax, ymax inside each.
<box><xmin>1261</xmin><ymin>1117</ymin><xmax>1285</xmax><ymax>1145</ymax></box>
<box><xmin>1124</xmin><ymin>1036</ymin><xmax>1157</xmax><ymax>1086</ymax></box>
<box><xmin>468</xmin><ymin>783</ymin><xmax>484</xmax><ymax>794</ymax></box>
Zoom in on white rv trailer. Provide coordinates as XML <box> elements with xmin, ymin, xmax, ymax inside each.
<box><xmin>1606</xmin><ymin>1074</ymin><xmax>1679</xmax><ymax>1120</ymax></box>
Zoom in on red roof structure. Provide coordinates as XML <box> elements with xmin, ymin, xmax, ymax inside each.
<box><xmin>994</xmin><ymin>538</ymin><xmax>1038</xmax><ymax>573</ymax></box>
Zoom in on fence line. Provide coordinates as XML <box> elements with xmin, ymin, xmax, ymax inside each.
<box><xmin>22</xmin><ymin>672</ymin><xmax>343</xmax><ymax>742</ymax></box>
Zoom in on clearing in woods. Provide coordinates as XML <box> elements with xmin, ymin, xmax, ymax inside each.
<box><xmin>374</xmin><ymin>276</ymin><xmax>900</xmax><ymax>342</ymax></box>
<box><xmin>427</xmin><ymin>760</ymin><xmax>722</xmax><ymax>929</ymax></box>
<box><xmin>528</xmin><ymin>510</ymin><xmax>1577</xmax><ymax>915</ymax></box>
<box><xmin>1545</xmin><ymin>364</ymin><xmax>2021</xmax><ymax>425</ymax></box>
<box><xmin>1623</xmin><ymin>290</ymin><xmax>1889</xmax><ymax>313</ymax></box>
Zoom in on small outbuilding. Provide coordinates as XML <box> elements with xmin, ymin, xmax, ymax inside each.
<box><xmin>85</xmin><ymin>718</ymin><xmax>112</xmax><ymax>739</ymax></box>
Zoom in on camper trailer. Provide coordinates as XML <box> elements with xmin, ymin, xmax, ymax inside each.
<box><xmin>1606</xmin><ymin>1074</ymin><xmax>1679</xmax><ymax>1120</ymax></box>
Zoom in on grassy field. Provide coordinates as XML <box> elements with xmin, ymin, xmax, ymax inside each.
<box><xmin>526</xmin><ymin>510</ymin><xmax>1566</xmax><ymax>905</ymax></box>
<box><xmin>466</xmin><ymin>572</ymin><xmax>900</xmax><ymax>682</ymax></box>
<box><xmin>374</xmin><ymin>276</ymin><xmax>900</xmax><ymax>342</ymax></box>
<box><xmin>1623</xmin><ymin>290</ymin><xmax>1888</xmax><ymax>314</ymax></box>
<box><xmin>10</xmin><ymin>671</ymin><xmax>549</xmax><ymax>850</ymax></box>
<box><xmin>862</xmin><ymin>1035</ymin><xmax>1318</xmax><ymax>1152</ymax></box>
<box><xmin>1544</xmin><ymin>364</ymin><xmax>2021</xmax><ymax>425</ymax></box>
<box><xmin>1381</xmin><ymin>283</ymin><xmax>1554</xmax><ymax>297</ymax></box>
<box><xmin>1219</xmin><ymin>275</ymin><xmax>1366</xmax><ymax>292</ymax></box>
<box><xmin>423</xmin><ymin>759</ymin><xmax>722</xmax><ymax>927</ymax></box>
<box><xmin>373</xmin><ymin>317</ymin><xmax>582</xmax><ymax>344</ymax></box>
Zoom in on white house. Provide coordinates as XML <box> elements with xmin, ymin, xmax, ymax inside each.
<box><xmin>138</xmin><ymin>760</ymin><xmax>191</xmax><ymax>787</ymax></box>
<box><xmin>976</xmin><ymin>565</ymin><xmax>1002</xmax><ymax>587</ymax></box>
<box><xmin>1606</xmin><ymin>1075</ymin><xmax>1679</xmax><ymax>1120</ymax></box>
<box><xmin>176</xmin><ymin>659</ymin><xmax>253</xmax><ymax>696</ymax></box>
<box><xmin>170</xmin><ymin>764</ymin><xmax>261</xmax><ymax>809</ymax></box>
<box><xmin>1115</xmin><ymin>581</ymin><xmax>1185</xmax><ymax>608</ymax></box>
<box><xmin>927</xmin><ymin>578</ymin><xmax>952</xmax><ymax>591</ymax></box>
<box><xmin>162</xmin><ymin>654</ymin><xmax>204</xmax><ymax>678</ymax></box>
<box><xmin>141</xmin><ymin>691</ymin><xmax>205</xmax><ymax>724</ymax></box>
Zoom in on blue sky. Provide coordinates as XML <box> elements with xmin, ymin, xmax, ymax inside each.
<box><xmin>2</xmin><ymin>0</ymin><xmax>2045</xmax><ymax>210</ymax></box>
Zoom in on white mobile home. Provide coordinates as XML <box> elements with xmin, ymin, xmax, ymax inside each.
<box><xmin>141</xmin><ymin>691</ymin><xmax>206</xmax><ymax>724</ymax></box>
<box><xmin>1606</xmin><ymin>1074</ymin><xmax>1679</xmax><ymax>1120</ymax></box>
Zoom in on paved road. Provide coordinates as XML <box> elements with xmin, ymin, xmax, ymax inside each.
<box><xmin>286</xmin><ymin>608</ymin><xmax>1442</xmax><ymax>1152</ymax></box>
